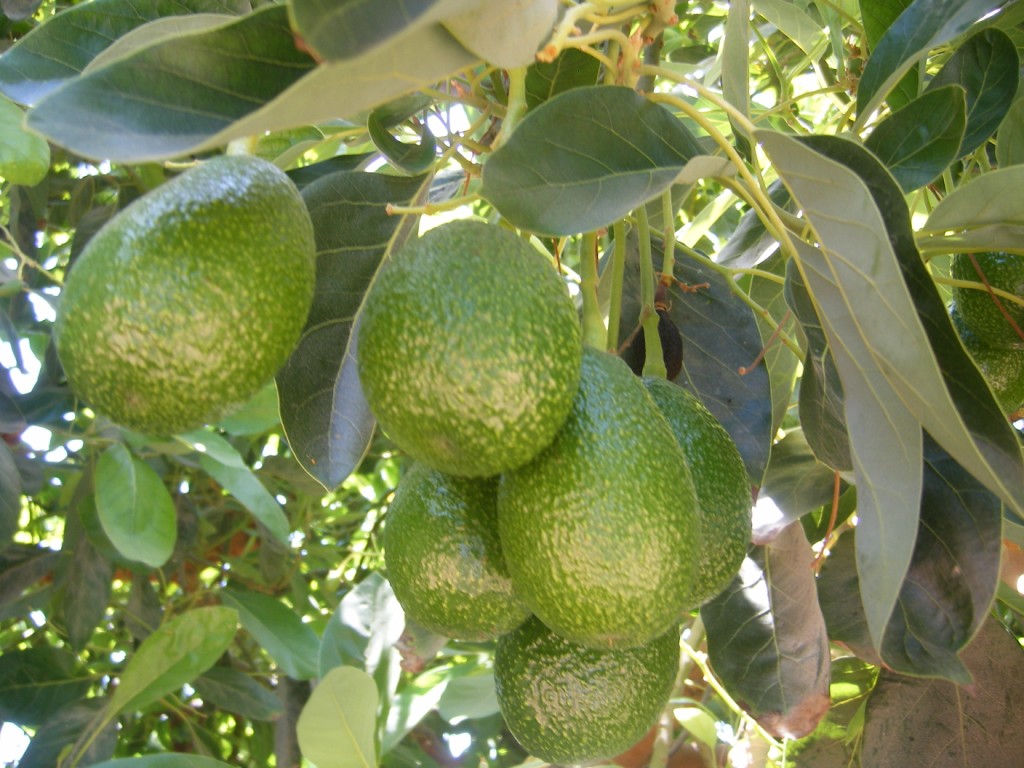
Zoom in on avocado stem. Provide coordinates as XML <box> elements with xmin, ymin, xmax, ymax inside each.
<box><xmin>637</xmin><ymin>206</ymin><xmax>667</xmax><ymax>379</ymax></box>
<box><xmin>579</xmin><ymin>230</ymin><xmax>607</xmax><ymax>350</ymax></box>
<box><xmin>606</xmin><ymin>220</ymin><xmax>628</xmax><ymax>352</ymax></box>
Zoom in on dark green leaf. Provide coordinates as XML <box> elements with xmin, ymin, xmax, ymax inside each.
<box><xmin>859</xmin><ymin>0</ymin><xmax>918</xmax><ymax>110</ymax></box>
<box><xmin>524</xmin><ymin>47</ymin><xmax>602</xmax><ymax>110</ymax></box>
<box><xmin>995</xmin><ymin>84</ymin><xmax>1024</xmax><ymax>168</ymax></box>
<box><xmin>296</xmin><ymin>665</ymin><xmax>378</xmax><ymax>768</ymax></box>
<box><xmin>927</xmin><ymin>28</ymin><xmax>1020</xmax><ymax>157</ymax></box>
<box><xmin>816</xmin><ymin>531</ymin><xmax>880</xmax><ymax>665</ymax></box>
<box><xmin>109</xmin><ymin>606</ymin><xmax>238</xmax><ymax>714</ymax></box>
<box><xmin>277</xmin><ymin>171</ymin><xmax>427</xmax><ymax>490</ymax></box>
<box><xmin>862</xmin><ymin>618</ymin><xmax>1024</xmax><ymax>766</ymax></box>
<box><xmin>319</xmin><ymin>572</ymin><xmax>405</xmax><ymax>678</ymax></box>
<box><xmin>197</xmin><ymin>454</ymin><xmax>289</xmax><ymax>545</ymax></box>
<box><xmin>784</xmin><ymin>259</ymin><xmax>852</xmax><ymax>471</ymax></box>
<box><xmin>221</xmin><ymin>588</ymin><xmax>319</xmax><ymax>680</ymax></box>
<box><xmin>367</xmin><ymin>111</ymin><xmax>437</xmax><ymax>174</ymax></box>
<box><xmin>702</xmin><ymin>522</ymin><xmax>830</xmax><ymax>739</ymax></box>
<box><xmin>17</xmin><ymin>698</ymin><xmax>116</xmax><ymax>768</ymax></box>
<box><xmin>0</xmin><ymin>545</ymin><xmax>58</xmax><ymax>609</ymax></box>
<box><xmin>58</xmin><ymin>524</ymin><xmax>114</xmax><ymax>650</ymax></box>
<box><xmin>0</xmin><ymin>0</ymin><xmax>252</xmax><ymax>105</ymax></box>
<box><xmin>481</xmin><ymin>86</ymin><xmax>707</xmax><ymax>236</ymax></box>
<box><xmin>88</xmin><ymin>757</ymin><xmax>237</xmax><ymax>768</ymax></box>
<box><xmin>193</xmin><ymin>666</ymin><xmax>284</xmax><ymax>721</ymax></box>
<box><xmin>287</xmin><ymin>155</ymin><xmax>379</xmax><ymax>189</ymax></box>
<box><xmin>856</xmin><ymin>0</ymin><xmax>1008</xmax><ymax>123</ymax></box>
<box><xmin>757</xmin><ymin>429</ymin><xmax>845</xmax><ymax>540</ymax></box>
<box><xmin>717</xmin><ymin>181</ymin><xmax>791</xmax><ymax>269</ymax></box>
<box><xmin>0</xmin><ymin>646</ymin><xmax>91</xmax><ymax>725</ymax></box>
<box><xmin>125</xmin><ymin>575</ymin><xmax>163</xmax><ymax>643</ymax></box>
<box><xmin>94</xmin><ymin>444</ymin><xmax>176</xmax><ymax>568</ymax></box>
<box><xmin>864</xmin><ymin>85</ymin><xmax>966</xmax><ymax>191</ymax></box>
<box><xmin>0</xmin><ymin>440</ymin><xmax>20</xmax><ymax>543</ymax></box>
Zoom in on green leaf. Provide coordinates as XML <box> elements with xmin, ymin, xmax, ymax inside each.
<box><xmin>221</xmin><ymin>588</ymin><xmax>320</xmax><ymax>680</ymax></box>
<box><xmin>0</xmin><ymin>95</ymin><xmax>49</xmax><ymax>186</ymax></box>
<box><xmin>524</xmin><ymin>47</ymin><xmax>602</xmax><ymax>110</ymax></box>
<box><xmin>481</xmin><ymin>85</ymin><xmax>707</xmax><ymax>236</ymax></box>
<box><xmin>367</xmin><ymin>108</ymin><xmax>437</xmax><ymax>174</ymax></box>
<box><xmin>197</xmin><ymin>453</ymin><xmax>290</xmax><ymax>545</ymax></box>
<box><xmin>297</xmin><ymin>665</ymin><xmax>378</xmax><ymax>768</ymax></box>
<box><xmin>861</xmin><ymin>618</ymin><xmax>1024</xmax><ymax>766</ymax></box>
<box><xmin>319</xmin><ymin>572</ymin><xmax>405</xmax><ymax>678</ymax></box>
<box><xmin>83</xmin><ymin>14</ymin><xmax>238</xmax><ymax>74</ymax></box>
<box><xmin>815</xmin><ymin>532</ymin><xmax>880</xmax><ymax>664</ymax></box>
<box><xmin>855</xmin><ymin>0</ymin><xmax>1006</xmax><ymax>125</ymax></box>
<box><xmin>193</xmin><ymin>667</ymin><xmax>284</xmax><ymax>721</ymax></box>
<box><xmin>755</xmin><ymin>0</ymin><xmax>828</xmax><ymax>56</ymax></box>
<box><xmin>758</xmin><ymin>428</ymin><xmax>845</xmax><ymax>539</ymax></box>
<box><xmin>87</xmin><ymin>757</ymin><xmax>237</xmax><ymax>768</ymax></box>
<box><xmin>926</xmin><ymin>28</ymin><xmax>1019</xmax><ymax>158</ymax></box>
<box><xmin>94</xmin><ymin>444</ymin><xmax>176</xmax><ymax>568</ymax></box>
<box><xmin>277</xmin><ymin>170</ymin><xmax>427</xmax><ymax>490</ymax></box>
<box><xmin>858</xmin><ymin>0</ymin><xmax>918</xmax><ymax>110</ymax></box>
<box><xmin>995</xmin><ymin>83</ymin><xmax>1024</xmax><ymax>168</ymax></box>
<box><xmin>864</xmin><ymin>85</ymin><xmax>966</xmax><ymax>191</ymax></box>
<box><xmin>701</xmin><ymin>522</ymin><xmax>831</xmax><ymax>739</ymax></box>
<box><xmin>58</xmin><ymin>522</ymin><xmax>114</xmax><ymax>650</ymax></box>
<box><xmin>760</xmin><ymin>131</ymin><xmax>1024</xmax><ymax>645</ymax></box>
<box><xmin>109</xmin><ymin>606</ymin><xmax>238</xmax><ymax>714</ymax></box>
<box><xmin>722</xmin><ymin>0</ymin><xmax>751</xmax><ymax>148</ymax></box>
<box><xmin>442</xmin><ymin>0</ymin><xmax>558</xmax><ymax>69</ymax></box>
<box><xmin>0</xmin><ymin>439</ymin><xmax>20</xmax><ymax>542</ymax></box>
<box><xmin>0</xmin><ymin>647</ymin><xmax>91</xmax><ymax>726</ymax></box>
<box><xmin>437</xmin><ymin>667</ymin><xmax>500</xmax><ymax>721</ymax></box>
<box><xmin>16</xmin><ymin>699</ymin><xmax>116</xmax><ymax>768</ymax></box>
<box><xmin>921</xmin><ymin>165</ymin><xmax>1024</xmax><ymax>254</ymax></box>
<box><xmin>0</xmin><ymin>0</ymin><xmax>252</xmax><ymax>105</ymax></box>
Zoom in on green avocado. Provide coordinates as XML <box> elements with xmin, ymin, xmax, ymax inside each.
<box><xmin>55</xmin><ymin>154</ymin><xmax>316</xmax><ymax>435</ymax></box>
<box><xmin>357</xmin><ymin>220</ymin><xmax>582</xmax><ymax>477</ymax></box>
<box><xmin>951</xmin><ymin>252</ymin><xmax>1024</xmax><ymax>349</ymax></box>
<box><xmin>383</xmin><ymin>462</ymin><xmax>530</xmax><ymax>641</ymax></box>
<box><xmin>498</xmin><ymin>348</ymin><xmax>702</xmax><ymax>649</ymax></box>
<box><xmin>495</xmin><ymin>616</ymin><xmax>680</xmax><ymax>765</ymax></box>
<box><xmin>643</xmin><ymin>377</ymin><xmax>752</xmax><ymax>606</ymax></box>
<box><xmin>951</xmin><ymin>303</ymin><xmax>1024</xmax><ymax>416</ymax></box>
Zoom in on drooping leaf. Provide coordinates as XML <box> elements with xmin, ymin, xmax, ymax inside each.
<box><xmin>94</xmin><ymin>444</ymin><xmax>176</xmax><ymax>568</ymax></box>
<box><xmin>524</xmin><ymin>47</ymin><xmax>602</xmax><ymax>110</ymax></box>
<box><xmin>0</xmin><ymin>0</ymin><xmax>252</xmax><ymax>105</ymax></box>
<box><xmin>701</xmin><ymin>522</ymin><xmax>831</xmax><ymax>739</ymax></box>
<box><xmin>193</xmin><ymin>667</ymin><xmax>284</xmax><ymax>721</ymax></box>
<box><xmin>277</xmin><ymin>170</ymin><xmax>427</xmax><ymax>490</ymax></box>
<box><xmin>760</xmin><ymin>131</ymin><xmax>1024</xmax><ymax>648</ymax></box>
<box><xmin>481</xmin><ymin>85</ymin><xmax>707</xmax><ymax>236</ymax></box>
<box><xmin>0</xmin><ymin>440</ymin><xmax>20</xmax><ymax>543</ymax></box>
<box><xmin>442</xmin><ymin>0</ymin><xmax>558</xmax><ymax>69</ymax></box>
<box><xmin>926</xmin><ymin>27</ymin><xmax>1019</xmax><ymax>158</ymax></box>
<box><xmin>722</xmin><ymin>0</ymin><xmax>751</xmax><ymax>153</ymax></box>
<box><xmin>296</xmin><ymin>665</ymin><xmax>378</xmax><ymax>768</ymax></box>
<box><xmin>784</xmin><ymin>259</ymin><xmax>852</xmax><ymax>472</ymax></box>
<box><xmin>108</xmin><ymin>606</ymin><xmax>238</xmax><ymax>714</ymax></box>
<box><xmin>0</xmin><ymin>646</ymin><xmax>91</xmax><ymax>726</ymax></box>
<box><xmin>221</xmin><ymin>588</ymin><xmax>319</xmax><ymax>681</ymax></box>
<box><xmin>58</xmin><ymin>521</ymin><xmax>114</xmax><ymax>650</ymax></box>
<box><xmin>855</xmin><ymin>0</ymin><xmax>1008</xmax><ymax>124</ymax></box>
<box><xmin>16</xmin><ymin>699</ymin><xmax>116</xmax><ymax>768</ymax></box>
<box><xmin>815</xmin><ymin>531</ymin><xmax>880</xmax><ymax>664</ymax></box>
<box><xmin>0</xmin><ymin>96</ymin><xmax>49</xmax><ymax>187</ymax></box>
<box><xmin>921</xmin><ymin>165</ymin><xmax>1024</xmax><ymax>254</ymax></box>
<box><xmin>861</xmin><ymin>618</ymin><xmax>1024</xmax><ymax>766</ymax></box>
<box><xmin>319</xmin><ymin>572</ymin><xmax>405</xmax><ymax>678</ymax></box>
<box><xmin>25</xmin><ymin>5</ymin><xmax>475</xmax><ymax>163</ymax></box>
<box><xmin>864</xmin><ymin>85</ymin><xmax>966</xmax><ymax>191</ymax></box>
<box><xmin>0</xmin><ymin>545</ymin><xmax>59</xmax><ymax>611</ymax></box>
<box><xmin>196</xmin><ymin>453</ymin><xmax>290</xmax><ymax>545</ymax></box>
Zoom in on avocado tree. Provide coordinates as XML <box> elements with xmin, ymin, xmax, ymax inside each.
<box><xmin>0</xmin><ymin>0</ymin><xmax>1023</xmax><ymax>766</ymax></box>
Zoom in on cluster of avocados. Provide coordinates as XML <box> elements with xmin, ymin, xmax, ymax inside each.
<box><xmin>358</xmin><ymin>220</ymin><xmax>753</xmax><ymax>764</ymax></box>
<box><xmin>948</xmin><ymin>251</ymin><xmax>1024</xmax><ymax>417</ymax></box>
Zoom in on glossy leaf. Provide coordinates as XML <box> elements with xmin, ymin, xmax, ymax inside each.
<box><xmin>0</xmin><ymin>440</ymin><xmax>20</xmax><ymax>543</ymax></box>
<box><xmin>861</xmin><ymin>618</ymin><xmax>1024</xmax><ymax>766</ymax></box>
<box><xmin>319</xmin><ymin>572</ymin><xmax>405</xmax><ymax>678</ymax></box>
<box><xmin>524</xmin><ymin>47</ymin><xmax>602</xmax><ymax>109</ymax></box>
<box><xmin>0</xmin><ymin>96</ymin><xmax>49</xmax><ymax>187</ymax></box>
<box><xmin>296</xmin><ymin>665</ymin><xmax>378</xmax><ymax>768</ymax></box>
<box><xmin>0</xmin><ymin>0</ymin><xmax>251</xmax><ymax>105</ymax></box>
<box><xmin>922</xmin><ymin>165</ymin><xmax>1024</xmax><ymax>254</ymax></box>
<box><xmin>277</xmin><ymin>170</ymin><xmax>427</xmax><ymax>490</ymax></box>
<box><xmin>94</xmin><ymin>444</ymin><xmax>176</xmax><ymax>568</ymax></box>
<box><xmin>481</xmin><ymin>86</ymin><xmax>707</xmax><ymax>236</ymax></box>
<box><xmin>926</xmin><ymin>28</ymin><xmax>1019</xmax><ymax>158</ymax></box>
<box><xmin>784</xmin><ymin>259</ymin><xmax>851</xmax><ymax>472</ymax></box>
<box><xmin>0</xmin><ymin>646</ymin><xmax>90</xmax><ymax>725</ymax></box>
<box><xmin>856</xmin><ymin>0</ymin><xmax>1006</xmax><ymax>124</ymax></box>
<box><xmin>442</xmin><ymin>0</ymin><xmax>558</xmax><ymax>69</ymax></box>
<box><xmin>367</xmin><ymin>111</ymin><xmax>437</xmax><ymax>174</ymax></box>
<box><xmin>701</xmin><ymin>522</ymin><xmax>830</xmax><ymax>739</ymax></box>
<box><xmin>109</xmin><ymin>606</ymin><xmax>238</xmax><ymax>714</ymax></box>
<box><xmin>193</xmin><ymin>667</ymin><xmax>283</xmax><ymax>721</ymax></box>
<box><xmin>221</xmin><ymin>588</ymin><xmax>319</xmax><ymax>681</ymax></box>
<box><xmin>859</xmin><ymin>0</ymin><xmax>917</xmax><ymax>109</ymax></box>
<box><xmin>864</xmin><ymin>85</ymin><xmax>966</xmax><ymax>191</ymax></box>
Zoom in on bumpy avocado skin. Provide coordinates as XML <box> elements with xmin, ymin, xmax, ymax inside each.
<box><xmin>951</xmin><ymin>252</ymin><xmax>1024</xmax><ymax>349</ymax></box>
<box><xmin>498</xmin><ymin>348</ymin><xmax>702</xmax><ymax>649</ymax></box>
<box><xmin>357</xmin><ymin>220</ymin><xmax>582</xmax><ymax>478</ymax></box>
<box><xmin>495</xmin><ymin>616</ymin><xmax>680</xmax><ymax>765</ymax></box>
<box><xmin>383</xmin><ymin>463</ymin><xmax>530</xmax><ymax>641</ymax></box>
<box><xmin>951</xmin><ymin>303</ymin><xmax>1024</xmax><ymax>415</ymax></box>
<box><xmin>643</xmin><ymin>377</ymin><xmax>752</xmax><ymax>607</ymax></box>
<box><xmin>55</xmin><ymin>155</ymin><xmax>316</xmax><ymax>435</ymax></box>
